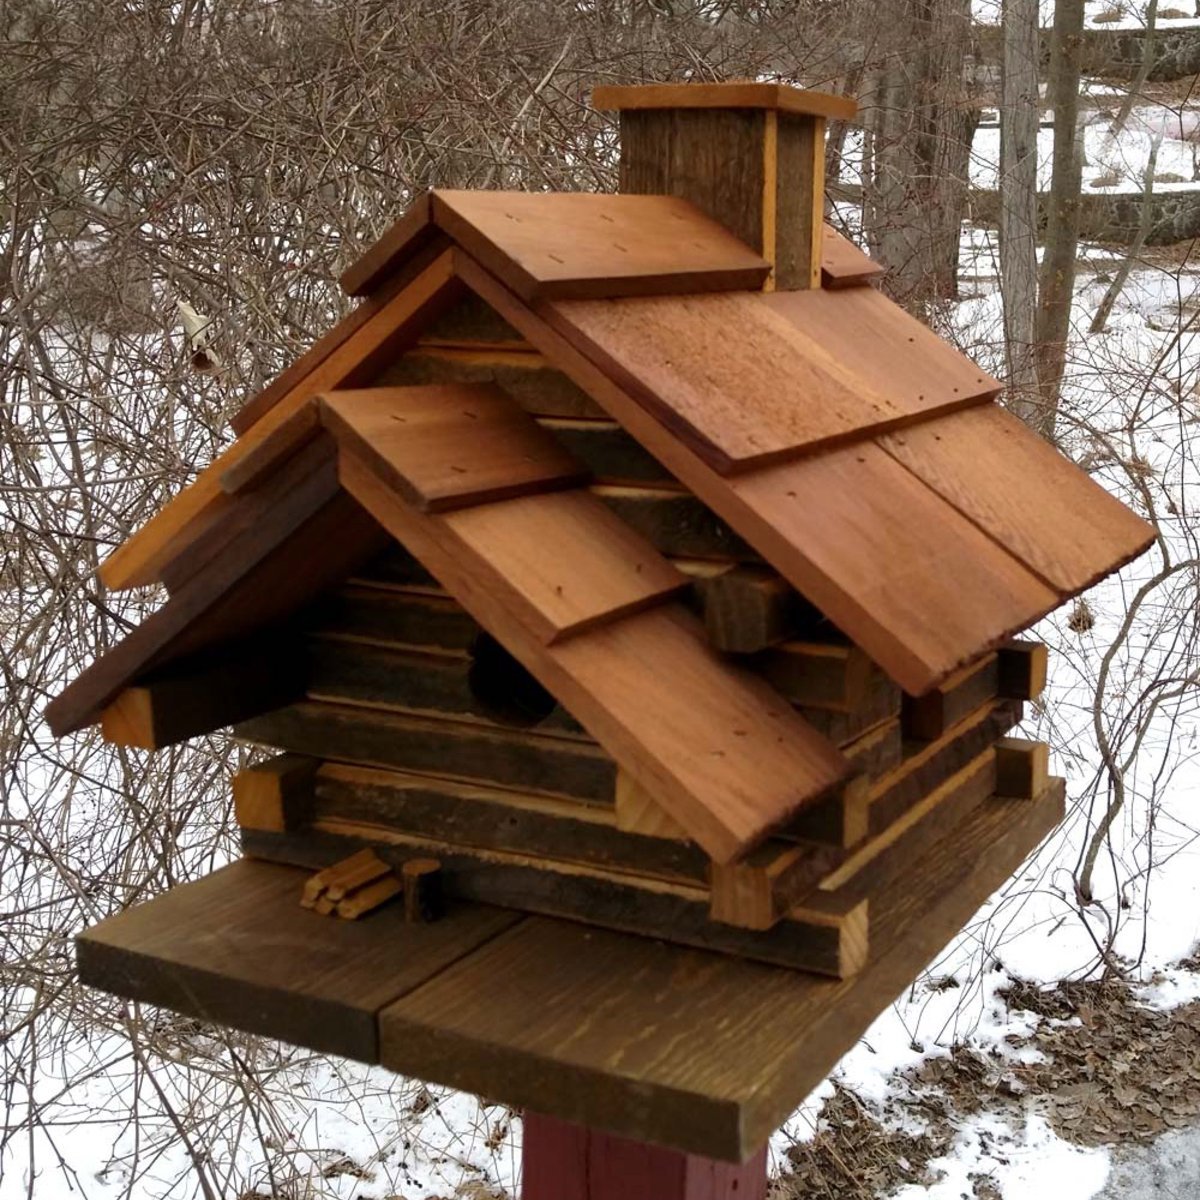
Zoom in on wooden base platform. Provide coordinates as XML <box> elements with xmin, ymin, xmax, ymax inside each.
<box><xmin>76</xmin><ymin>781</ymin><xmax>1063</xmax><ymax>1162</ymax></box>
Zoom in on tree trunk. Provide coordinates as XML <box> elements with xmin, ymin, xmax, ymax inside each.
<box><xmin>1033</xmin><ymin>0</ymin><xmax>1086</xmax><ymax>439</ymax></box>
<box><xmin>999</xmin><ymin>0</ymin><xmax>1041</xmax><ymax>419</ymax></box>
<box><xmin>861</xmin><ymin>0</ymin><xmax>978</xmax><ymax>312</ymax></box>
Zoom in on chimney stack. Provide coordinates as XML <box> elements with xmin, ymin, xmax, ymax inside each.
<box><xmin>592</xmin><ymin>82</ymin><xmax>856</xmax><ymax>291</ymax></box>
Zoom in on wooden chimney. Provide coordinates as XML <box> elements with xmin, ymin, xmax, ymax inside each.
<box><xmin>592</xmin><ymin>81</ymin><xmax>856</xmax><ymax>291</ymax></box>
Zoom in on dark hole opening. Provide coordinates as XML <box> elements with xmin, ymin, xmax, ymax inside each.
<box><xmin>467</xmin><ymin>634</ymin><xmax>556</xmax><ymax>728</ymax></box>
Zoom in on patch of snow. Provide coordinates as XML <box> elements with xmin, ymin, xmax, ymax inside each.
<box><xmin>893</xmin><ymin>1112</ymin><xmax>1111</xmax><ymax>1199</ymax></box>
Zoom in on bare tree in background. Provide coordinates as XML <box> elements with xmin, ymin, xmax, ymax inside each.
<box><xmin>859</xmin><ymin>0</ymin><xmax>980</xmax><ymax>309</ymax></box>
<box><xmin>1034</xmin><ymin>0</ymin><xmax>1087</xmax><ymax>437</ymax></box>
<box><xmin>998</xmin><ymin>0</ymin><xmax>1041</xmax><ymax>413</ymax></box>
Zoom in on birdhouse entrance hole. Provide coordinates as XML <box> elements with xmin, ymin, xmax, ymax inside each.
<box><xmin>467</xmin><ymin>633</ymin><xmax>556</xmax><ymax>728</ymax></box>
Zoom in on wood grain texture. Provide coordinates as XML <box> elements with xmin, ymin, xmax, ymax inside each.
<box><xmin>547</xmin><ymin>290</ymin><xmax>901</xmax><ymax>473</ymax></box>
<box><xmin>997</xmin><ymin>638</ymin><xmax>1048</xmax><ymax>701</ymax></box>
<box><xmin>820</xmin><ymin>226</ymin><xmax>885</xmax><ymax>289</ymax></box>
<box><xmin>98</xmin><ymin>636</ymin><xmax>306</xmax><ymax>749</ymax></box>
<box><xmin>382</xmin><ymin>347</ymin><xmax>606</xmax><ymax>420</ymax></box>
<box><xmin>321</xmin><ymin>389</ymin><xmax>686</xmax><ymax>643</ymax></box>
<box><xmin>377</xmin><ymin>780</ymin><xmax>1065</xmax><ymax>1159</ymax></box>
<box><xmin>236</xmin><ymin>700</ymin><xmax>617</xmax><ymax>804</ymax></box>
<box><xmin>47</xmin><ymin>488</ymin><xmax>387</xmax><ymax>736</ymax></box>
<box><xmin>867</xmin><ymin>699</ymin><xmax>1022</xmax><ymax>837</ymax></box>
<box><xmin>592</xmin><ymin>81</ymin><xmax>857</xmax><ymax>121</ymax></box>
<box><xmin>233</xmin><ymin>754</ymin><xmax>318</xmax><ymax>832</ymax></box>
<box><xmin>613</xmin><ymin>770</ymin><xmax>690</xmax><ymax>841</ymax></box>
<box><xmin>615</xmin><ymin>108</ymin><xmax>768</xmax><ymax>277</ymax></box>
<box><xmin>709</xmin><ymin>837</ymin><xmax>843</xmax><ymax>931</ymax></box>
<box><xmin>306</xmin><ymin>584</ymin><xmax>480</xmax><ymax>654</ymax></box>
<box><xmin>311</xmin><ymin>762</ymin><xmax>711</xmax><ymax>882</ymax></box>
<box><xmin>455</xmin><ymin>254</ymin><xmax>1062</xmax><ymax>692</ymax></box>
<box><xmin>339</xmin><ymin>456</ymin><xmax>851</xmax><ymax>862</ymax></box>
<box><xmin>818</xmin><ymin>747</ymin><xmax>998</xmax><ymax>903</ymax></box>
<box><xmin>76</xmin><ymin>859</ymin><xmax>520</xmax><ymax>1063</ymax></box>
<box><xmin>431</xmin><ymin>190</ymin><xmax>769</xmax><ymax>301</ymax></box>
<box><xmin>994</xmin><ymin>737</ymin><xmax>1050</xmax><ymax>799</ymax></box>
<box><xmin>901</xmin><ymin>652</ymin><xmax>999</xmax><ymax>742</ymax></box>
<box><xmin>318</xmin><ymin>385</ymin><xmax>588</xmax><ymax>512</ymax></box>
<box><xmin>340</xmin><ymin>192</ymin><xmax>435</xmax><ymax>297</ymax></box>
<box><xmin>878</xmin><ymin>405</ymin><xmax>1155</xmax><ymax>595</ymax></box>
<box><xmin>231</xmin><ymin>231</ymin><xmax>453</xmax><ymax>438</ymax></box>
<box><xmin>726</xmin><ymin>444</ymin><xmax>1060</xmax><ymax>692</ymax></box>
<box><xmin>693</xmin><ymin>564</ymin><xmax>814</xmax><ymax>652</ymax></box>
<box><xmin>100</xmin><ymin>250</ymin><xmax>460</xmax><ymax>590</ymax></box>
<box><xmin>772</xmin><ymin>112</ymin><xmax>824</xmax><ymax>290</ymax></box>
<box><xmin>76</xmin><ymin>786</ymin><xmax>1063</xmax><ymax>1162</ymax></box>
<box><xmin>305</xmin><ymin>637</ymin><xmax>584</xmax><ymax>738</ymax></box>
<box><xmin>220</xmin><ymin>401</ymin><xmax>322</xmax><ymax>495</ymax></box>
<box><xmin>246</xmin><ymin>821</ymin><xmax>868</xmax><ymax>976</ymax></box>
<box><xmin>434</xmin><ymin>490</ymin><xmax>688</xmax><ymax>644</ymax></box>
<box><xmin>763</xmin><ymin>286</ymin><xmax>1000</xmax><ymax>416</ymax></box>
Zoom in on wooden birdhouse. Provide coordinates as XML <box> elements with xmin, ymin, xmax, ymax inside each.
<box><xmin>51</xmin><ymin>82</ymin><xmax>1152</xmax><ymax>1194</ymax></box>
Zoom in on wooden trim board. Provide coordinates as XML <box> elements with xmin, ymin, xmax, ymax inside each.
<box><xmin>591</xmin><ymin>81</ymin><xmax>857</xmax><ymax>122</ymax></box>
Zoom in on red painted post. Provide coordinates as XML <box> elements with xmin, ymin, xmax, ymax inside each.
<box><xmin>521</xmin><ymin>1111</ymin><xmax>769</xmax><ymax>1200</ymax></box>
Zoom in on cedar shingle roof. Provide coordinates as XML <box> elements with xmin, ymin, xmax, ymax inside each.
<box><xmin>47</xmin><ymin>187</ymin><xmax>1152</xmax><ymax>858</ymax></box>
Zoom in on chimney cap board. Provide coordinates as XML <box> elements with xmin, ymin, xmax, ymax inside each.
<box><xmin>592</xmin><ymin>81</ymin><xmax>857</xmax><ymax>122</ymax></box>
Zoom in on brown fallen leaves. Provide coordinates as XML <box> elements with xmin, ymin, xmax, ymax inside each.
<box><xmin>773</xmin><ymin>953</ymin><xmax>1200</xmax><ymax>1198</ymax></box>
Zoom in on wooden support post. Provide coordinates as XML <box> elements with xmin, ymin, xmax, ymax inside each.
<box><xmin>521</xmin><ymin>1111</ymin><xmax>768</xmax><ymax>1200</ymax></box>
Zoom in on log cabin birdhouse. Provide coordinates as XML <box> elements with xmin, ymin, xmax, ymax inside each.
<box><xmin>51</xmin><ymin>82</ymin><xmax>1153</xmax><ymax>1172</ymax></box>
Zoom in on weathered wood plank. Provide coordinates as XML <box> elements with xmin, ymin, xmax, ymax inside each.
<box><xmin>100</xmin><ymin>250</ymin><xmax>459</xmax><ymax>589</ymax></box>
<box><xmin>867</xmin><ymin>699</ymin><xmax>1022</xmax><ymax>837</ymax></box>
<box><xmin>901</xmin><ymin>652</ymin><xmax>999</xmax><ymax>741</ymax></box>
<box><xmin>380</xmin><ymin>349</ymin><xmax>607</xmax><ymax>419</ymax></box>
<box><xmin>997</xmin><ymin>638</ymin><xmax>1048</xmax><ymax>701</ymax></box>
<box><xmin>431</xmin><ymin>190</ymin><xmax>770</xmax><ymax>301</ymax></box>
<box><xmin>592</xmin><ymin>485</ymin><xmax>754</xmax><ymax>561</ymax></box>
<box><xmin>692</xmin><ymin>564</ymin><xmax>819</xmax><ymax>653</ymax></box>
<box><xmin>750</xmin><ymin>638</ymin><xmax>882</xmax><ymax>712</ymax></box>
<box><xmin>878</xmin><ymin>405</ymin><xmax>1153</xmax><ymax>596</ymax></box>
<box><xmin>994</xmin><ymin>737</ymin><xmax>1050</xmax><ymax>799</ymax></box>
<box><xmin>818</xmin><ymin>747</ymin><xmax>999</xmax><ymax>905</ymax></box>
<box><xmin>47</xmin><ymin>489</ymin><xmax>387</xmax><ymax>736</ymax></box>
<box><xmin>376</xmin><ymin>780</ymin><xmax>1064</xmax><ymax>1160</ymax></box>
<box><xmin>235</xmin><ymin>700</ymin><xmax>618</xmax><ymax>804</ymax></box>
<box><xmin>242</xmin><ymin>821</ymin><xmax>869</xmax><ymax>977</ymax></box>
<box><xmin>99</xmin><ymin>636</ymin><xmax>306</xmax><ymax>749</ymax></box>
<box><xmin>76</xmin><ymin>859</ymin><xmax>521</xmax><ymax>1063</ymax></box>
<box><xmin>318</xmin><ymin>385</ymin><xmax>588</xmax><ymax>513</ymax></box>
<box><xmin>456</xmin><ymin>252</ymin><xmax>1058</xmax><ymax>695</ymax></box>
<box><xmin>709</xmin><ymin>837</ymin><xmax>843</xmax><ymax>931</ymax></box>
<box><xmin>306</xmin><ymin>637</ymin><xmax>585</xmax><ymax>736</ymax></box>
<box><xmin>306</xmin><ymin>584</ymin><xmax>478</xmax><ymax>654</ymax></box>
<box><xmin>307</xmin><ymin>763</ymin><xmax>711</xmax><ymax>882</ymax></box>
<box><xmin>322</xmin><ymin>398</ymin><xmax>688</xmax><ymax>643</ymax></box>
